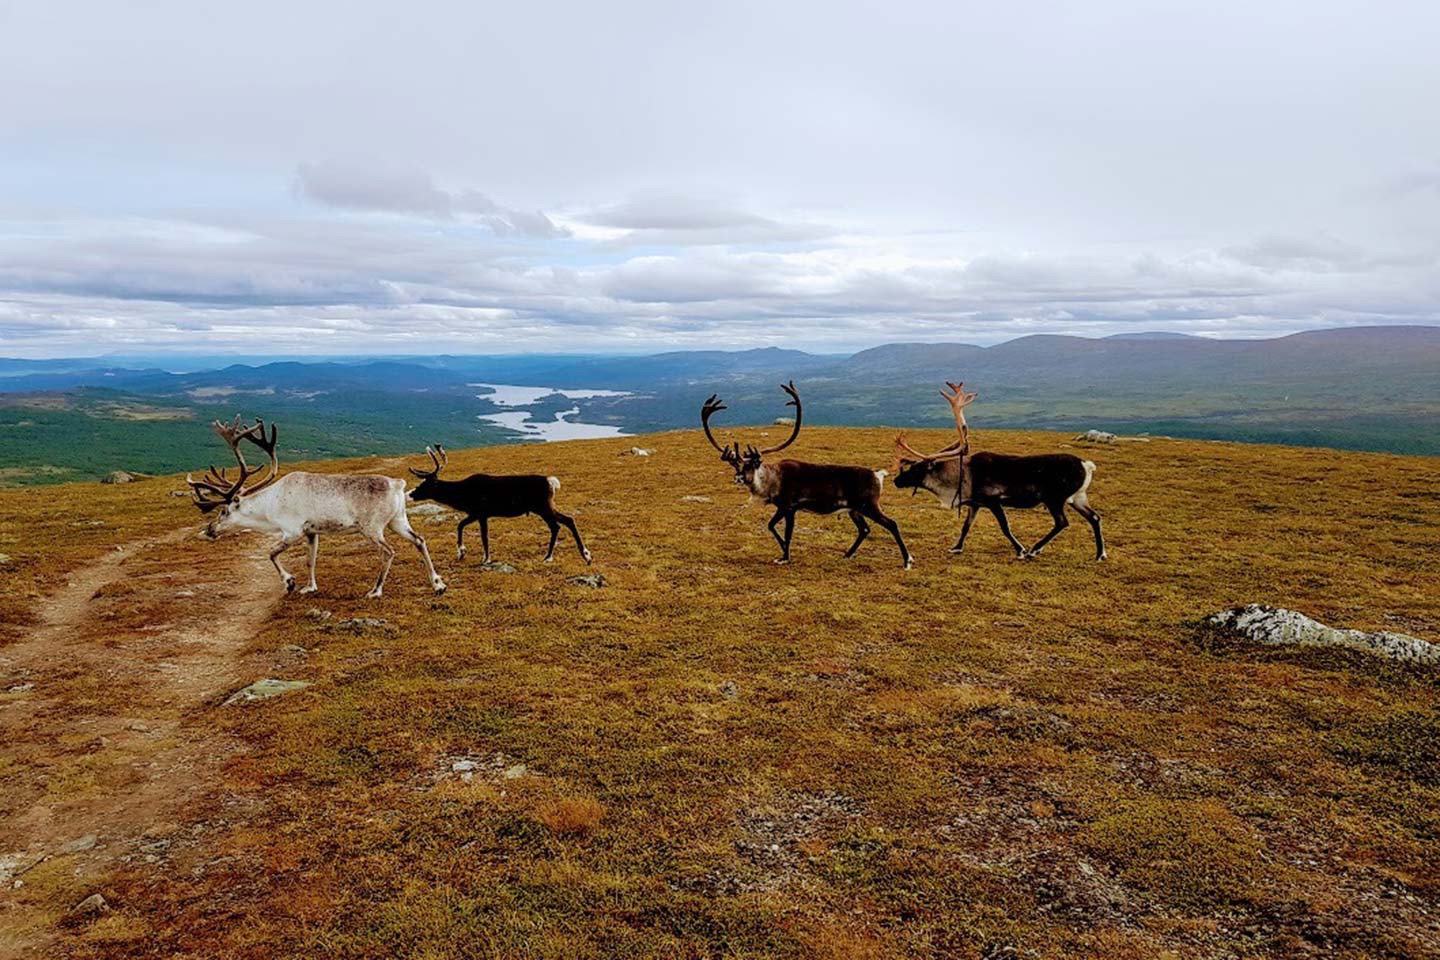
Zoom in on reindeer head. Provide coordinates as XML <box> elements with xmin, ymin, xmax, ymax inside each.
<box><xmin>892</xmin><ymin>380</ymin><xmax>976</xmax><ymax>496</ymax></box>
<box><xmin>186</xmin><ymin>416</ymin><xmax>280</xmax><ymax>537</ymax></box>
<box><xmin>700</xmin><ymin>382</ymin><xmax>802</xmax><ymax>489</ymax></box>
<box><xmin>406</xmin><ymin>444</ymin><xmax>447</xmax><ymax>501</ymax></box>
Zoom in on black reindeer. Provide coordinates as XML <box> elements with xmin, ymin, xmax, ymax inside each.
<box><xmin>406</xmin><ymin>445</ymin><xmax>591</xmax><ymax>565</ymax></box>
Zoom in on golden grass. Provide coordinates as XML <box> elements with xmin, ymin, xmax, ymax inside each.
<box><xmin>2</xmin><ymin>427</ymin><xmax>1439</xmax><ymax>959</ymax></box>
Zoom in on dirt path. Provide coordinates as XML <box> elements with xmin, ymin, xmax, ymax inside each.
<box><xmin>0</xmin><ymin>528</ymin><xmax>279</xmax><ymax>958</ymax></box>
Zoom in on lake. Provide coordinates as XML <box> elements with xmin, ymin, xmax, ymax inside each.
<box><xmin>472</xmin><ymin>383</ymin><xmax>632</xmax><ymax>441</ymax></box>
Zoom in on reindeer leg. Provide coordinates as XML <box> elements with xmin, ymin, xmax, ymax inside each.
<box><xmin>775</xmin><ymin>510</ymin><xmax>796</xmax><ymax>564</ymax></box>
<box><xmin>987</xmin><ymin>505</ymin><xmax>1028</xmax><ymax>558</ymax></box>
<box><xmin>950</xmin><ymin>504</ymin><xmax>979</xmax><ymax>553</ymax></box>
<box><xmin>391</xmin><ymin>514</ymin><xmax>446</xmax><ymax>595</ymax></box>
<box><xmin>298</xmin><ymin>532</ymin><xmax>319</xmax><ymax>594</ymax></box>
<box><xmin>1026</xmin><ymin>502</ymin><xmax>1070</xmax><ymax>558</ymax></box>
<box><xmin>1070</xmin><ymin>500</ymin><xmax>1106</xmax><ymax>561</ymax></box>
<box><xmin>862</xmin><ymin>504</ymin><xmax>912</xmax><ymax>570</ymax></box>
<box><xmin>843</xmin><ymin>510</ymin><xmax>870</xmax><ymax>557</ymax></box>
<box><xmin>555</xmin><ymin>510</ymin><xmax>591</xmax><ymax>564</ymax></box>
<box><xmin>456</xmin><ymin>517</ymin><xmax>474</xmax><ymax>560</ymax></box>
<box><xmin>364</xmin><ymin>532</ymin><xmax>396</xmax><ymax>599</ymax></box>
<box><xmin>767</xmin><ymin>507</ymin><xmax>788</xmax><ymax>553</ymax></box>
<box><xmin>269</xmin><ymin>536</ymin><xmax>300</xmax><ymax>593</ymax></box>
<box><xmin>541</xmin><ymin>512</ymin><xmax>561</xmax><ymax>563</ymax></box>
<box><xmin>479</xmin><ymin>517</ymin><xmax>491</xmax><ymax>564</ymax></box>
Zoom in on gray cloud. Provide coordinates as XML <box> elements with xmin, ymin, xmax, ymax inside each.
<box><xmin>295</xmin><ymin>161</ymin><xmax>568</xmax><ymax>238</ymax></box>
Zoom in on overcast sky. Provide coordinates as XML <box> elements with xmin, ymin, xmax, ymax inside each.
<box><xmin>1</xmin><ymin>0</ymin><xmax>1437</xmax><ymax>357</ymax></box>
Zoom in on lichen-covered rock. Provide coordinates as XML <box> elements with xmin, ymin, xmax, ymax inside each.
<box><xmin>223</xmin><ymin>678</ymin><xmax>311</xmax><ymax>706</ymax></box>
<box><xmin>1207</xmin><ymin>605</ymin><xmax>1439</xmax><ymax>665</ymax></box>
<box><xmin>567</xmin><ymin>573</ymin><xmax>607</xmax><ymax>589</ymax></box>
<box><xmin>1073</xmin><ymin>430</ymin><xmax>1117</xmax><ymax>444</ymax></box>
<box><xmin>479</xmin><ymin>561</ymin><xmax>518</xmax><ymax>574</ymax></box>
<box><xmin>101</xmin><ymin>470</ymin><xmax>144</xmax><ymax>484</ymax></box>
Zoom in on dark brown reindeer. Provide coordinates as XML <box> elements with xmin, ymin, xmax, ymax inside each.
<box><xmin>892</xmin><ymin>382</ymin><xmax>1106</xmax><ymax>561</ymax></box>
<box><xmin>406</xmin><ymin>445</ymin><xmax>591</xmax><ymax>566</ymax></box>
<box><xmin>701</xmin><ymin>382</ymin><xmax>913</xmax><ymax>568</ymax></box>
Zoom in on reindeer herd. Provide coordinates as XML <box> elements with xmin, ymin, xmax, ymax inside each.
<box><xmin>186</xmin><ymin>380</ymin><xmax>1105</xmax><ymax>596</ymax></box>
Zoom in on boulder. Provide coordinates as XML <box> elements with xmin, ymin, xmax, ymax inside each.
<box><xmin>622</xmin><ymin>447</ymin><xmax>654</xmax><ymax>457</ymax></box>
<box><xmin>101</xmin><ymin>470</ymin><xmax>149</xmax><ymax>484</ymax></box>
<box><xmin>1073</xmin><ymin>430</ymin><xmax>1117</xmax><ymax>444</ymax></box>
<box><xmin>1207</xmin><ymin>605</ymin><xmax>1439</xmax><ymax>665</ymax></box>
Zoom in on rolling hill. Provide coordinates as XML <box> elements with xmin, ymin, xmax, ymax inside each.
<box><xmin>1</xmin><ymin>428</ymin><xmax>1437</xmax><ymax>958</ymax></box>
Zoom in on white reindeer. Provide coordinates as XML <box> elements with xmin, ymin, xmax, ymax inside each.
<box><xmin>187</xmin><ymin>417</ymin><xmax>445</xmax><ymax>598</ymax></box>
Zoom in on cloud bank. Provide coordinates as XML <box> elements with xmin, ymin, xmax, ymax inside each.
<box><xmin>0</xmin><ymin>0</ymin><xmax>1436</xmax><ymax>355</ymax></box>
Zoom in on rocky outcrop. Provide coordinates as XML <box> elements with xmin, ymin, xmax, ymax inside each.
<box><xmin>1207</xmin><ymin>605</ymin><xmax>1438</xmax><ymax>665</ymax></box>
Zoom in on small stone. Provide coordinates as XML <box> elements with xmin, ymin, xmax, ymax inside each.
<box><xmin>566</xmin><ymin>574</ymin><xmax>607</xmax><ymax>589</ymax></box>
<box><xmin>175</xmin><ymin>590</ymin><xmax>196</xmax><ymax>598</ymax></box>
<box><xmin>621</xmin><ymin>447</ymin><xmax>654</xmax><ymax>457</ymax></box>
<box><xmin>336</xmin><ymin>617</ymin><xmax>388</xmax><ymax>631</ymax></box>
<box><xmin>6</xmin><ymin>683</ymin><xmax>33</xmax><ymax>694</ymax></box>
<box><xmin>720</xmin><ymin>680</ymin><xmax>739</xmax><ymax>700</ymax></box>
<box><xmin>101</xmin><ymin>471</ymin><xmax>137</xmax><ymax>484</ymax></box>
<box><xmin>305</xmin><ymin>608</ymin><xmax>332</xmax><ymax>622</ymax></box>
<box><xmin>0</xmin><ymin>554</ymin><xmax>11</xmax><ymax>566</ymax></box>
<box><xmin>479</xmin><ymin>561</ymin><xmax>518</xmax><ymax>574</ymax></box>
<box><xmin>223</xmin><ymin>678</ymin><xmax>311</xmax><ymax>706</ymax></box>
<box><xmin>451</xmin><ymin>759</ymin><xmax>477</xmax><ymax>773</ymax></box>
<box><xmin>279</xmin><ymin>644</ymin><xmax>307</xmax><ymax>658</ymax></box>
<box><xmin>680</xmin><ymin>495</ymin><xmax>712</xmax><ymax>503</ymax></box>
<box><xmin>169</xmin><ymin>490</ymin><xmax>189</xmax><ymax>497</ymax></box>
<box><xmin>503</xmin><ymin>764</ymin><xmax>528</xmax><ymax>779</ymax></box>
<box><xmin>70</xmin><ymin>893</ymin><xmax>108</xmax><ymax>916</ymax></box>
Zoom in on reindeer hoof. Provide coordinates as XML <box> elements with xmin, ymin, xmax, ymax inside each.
<box><xmin>457</xmin><ymin>548</ymin><xmax>466</xmax><ymax>560</ymax></box>
<box><xmin>1096</xmin><ymin>552</ymin><xmax>1108</xmax><ymax>562</ymax></box>
<box><xmin>433</xmin><ymin>579</ymin><xmax>447</xmax><ymax>595</ymax></box>
<box><xmin>948</xmin><ymin>547</ymin><xmax>965</xmax><ymax>554</ymax></box>
<box><xmin>583</xmin><ymin>551</ymin><xmax>593</xmax><ymax>565</ymax></box>
<box><xmin>903</xmin><ymin>559</ymin><xmax>914</xmax><ymax>570</ymax></box>
<box><xmin>543</xmin><ymin>555</ymin><xmax>554</xmax><ymax>564</ymax></box>
<box><xmin>299</xmin><ymin>584</ymin><xmax>318</xmax><ymax>595</ymax></box>
<box><xmin>773</xmin><ymin>558</ymin><xmax>790</xmax><ymax>565</ymax></box>
<box><xmin>365</xmin><ymin>588</ymin><xmax>383</xmax><ymax>599</ymax></box>
<box><xmin>283</xmin><ymin>576</ymin><xmax>297</xmax><ymax>593</ymax></box>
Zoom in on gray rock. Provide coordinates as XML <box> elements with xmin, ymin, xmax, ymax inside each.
<box><xmin>101</xmin><ymin>470</ymin><xmax>139</xmax><ymax>484</ymax></box>
<box><xmin>6</xmin><ymin>683</ymin><xmax>33</xmax><ymax>694</ymax></box>
<box><xmin>1073</xmin><ymin>430</ymin><xmax>1117</xmax><ymax>444</ymax></box>
<box><xmin>451</xmin><ymin>759</ymin><xmax>478</xmax><ymax>773</ymax></box>
<box><xmin>566</xmin><ymin>573</ymin><xmax>607</xmax><ymax>589</ymax></box>
<box><xmin>70</xmin><ymin>893</ymin><xmax>108</xmax><ymax>916</ymax></box>
<box><xmin>503</xmin><ymin>764</ymin><xmax>528</xmax><ymax>779</ymax></box>
<box><xmin>720</xmin><ymin>680</ymin><xmax>740</xmax><ymax>700</ymax></box>
<box><xmin>680</xmin><ymin>495</ymin><xmax>712</xmax><ymax>503</ymax></box>
<box><xmin>774</xmin><ymin>417</ymin><xmax>796</xmax><ymax>426</ymax></box>
<box><xmin>0</xmin><ymin>554</ymin><xmax>11</xmax><ymax>566</ymax></box>
<box><xmin>480</xmin><ymin>561</ymin><xmax>518</xmax><ymax>574</ymax></box>
<box><xmin>278</xmin><ymin>644</ymin><xmax>308</xmax><ymax>658</ymax></box>
<box><xmin>1207</xmin><ymin>605</ymin><xmax>1439</xmax><ymax>665</ymax></box>
<box><xmin>223</xmin><ymin>678</ymin><xmax>311</xmax><ymax>706</ymax></box>
<box><xmin>60</xmin><ymin>835</ymin><xmax>98</xmax><ymax>854</ymax></box>
<box><xmin>0</xmin><ymin>852</ymin><xmax>44</xmax><ymax>884</ymax></box>
<box><xmin>305</xmin><ymin>608</ymin><xmax>332</xmax><ymax>622</ymax></box>
<box><xmin>169</xmin><ymin>489</ymin><xmax>190</xmax><ymax>497</ymax></box>
<box><xmin>622</xmin><ymin>447</ymin><xmax>654</xmax><ymax>457</ymax></box>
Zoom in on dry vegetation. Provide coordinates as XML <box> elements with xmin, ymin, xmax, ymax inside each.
<box><xmin>1</xmin><ymin>427</ymin><xmax>1438</xmax><ymax>959</ymax></box>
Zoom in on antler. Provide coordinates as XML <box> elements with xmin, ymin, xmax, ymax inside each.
<box><xmin>893</xmin><ymin>432</ymin><xmax>967</xmax><ymax>464</ymax></box>
<box><xmin>758</xmin><ymin>380</ymin><xmax>802</xmax><ymax>455</ymax></box>
<box><xmin>700</xmin><ymin>394</ymin><xmax>740</xmax><ymax>462</ymax></box>
<box><xmin>941</xmin><ymin>380</ymin><xmax>977</xmax><ymax>451</ymax></box>
<box><xmin>409</xmin><ymin>443</ymin><xmax>447</xmax><ymax>479</ymax></box>
<box><xmin>186</xmin><ymin>416</ymin><xmax>281</xmax><ymax>511</ymax></box>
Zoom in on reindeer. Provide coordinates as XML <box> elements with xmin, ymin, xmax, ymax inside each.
<box><xmin>405</xmin><ymin>444</ymin><xmax>591</xmax><ymax>565</ymax></box>
<box><xmin>186</xmin><ymin>416</ymin><xmax>446</xmax><ymax>597</ymax></box>
<box><xmin>892</xmin><ymin>382</ymin><xmax>1106</xmax><ymax>561</ymax></box>
<box><xmin>701</xmin><ymin>382</ymin><xmax>913</xmax><ymax>568</ymax></box>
